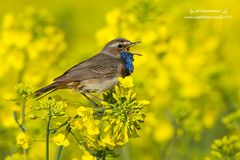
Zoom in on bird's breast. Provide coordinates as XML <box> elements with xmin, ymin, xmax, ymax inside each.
<box><xmin>74</xmin><ymin>76</ymin><xmax>119</xmax><ymax>94</ymax></box>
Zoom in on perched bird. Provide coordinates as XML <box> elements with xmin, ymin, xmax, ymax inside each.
<box><xmin>34</xmin><ymin>38</ymin><xmax>141</xmax><ymax>100</ymax></box>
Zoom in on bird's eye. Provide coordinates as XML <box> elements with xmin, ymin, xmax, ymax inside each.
<box><xmin>117</xmin><ymin>43</ymin><xmax>123</xmax><ymax>49</ymax></box>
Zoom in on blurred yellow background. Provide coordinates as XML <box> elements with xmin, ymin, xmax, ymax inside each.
<box><xmin>0</xmin><ymin>0</ymin><xmax>240</xmax><ymax>159</ymax></box>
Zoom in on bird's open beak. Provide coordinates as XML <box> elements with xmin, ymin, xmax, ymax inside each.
<box><xmin>129</xmin><ymin>51</ymin><xmax>142</xmax><ymax>56</ymax></box>
<box><xmin>129</xmin><ymin>41</ymin><xmax>141</xmax><ymax>46</ymax></box>
<box><xmin>126</xmin><ymin>41</ymin><xmax>142</xmax><ymax>56</ymax></box>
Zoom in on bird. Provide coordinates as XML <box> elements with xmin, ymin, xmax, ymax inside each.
<box><xmin>34</xmin><ymin>38</ymin><xmax>141</xmax><ymax>103</ymax></box>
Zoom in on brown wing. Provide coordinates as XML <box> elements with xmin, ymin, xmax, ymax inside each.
<box><xmin>54</xmin><ymin>53</ymin><xmax>123</xmax><ymax>83</ymax></box>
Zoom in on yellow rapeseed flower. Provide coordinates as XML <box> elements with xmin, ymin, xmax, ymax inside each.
<box><xmin>70</xmin><ymin>119</ymin><xmax>82</xmax><ymax>130</ymax></box>
<box><xmin>118</xmin><ymin>76</ymin><xmax>134</xmax><ymax>88</ymax></box>
<box><xmin>82</xmin><ymin>150</ymin><xmax>96</xmax><ymax>160</ymax></box>
<box><xmin>52</xmin><ymin>133</ymin><xmax>70</xmax><ymax>147</ymax></box>
<box><xmin>77</xmin><ymin>106</ymin><xmax>93</xmax><ymax>118</ymax></box>
<box><xmin>100</xmin><ymin>135</ymin><xmax>116</xmax><ymax>149</ymax></box>
<box><xmin>16</xmin><ymin>132</ymin><xmax>30</xmax><ymax>149</ymax></box>
<box><xmin>139</xmin><ymin>100</ymin><xmax>150</xmax><ymax>105</ymax></box>
<box><xmin>84</xmin><ymin>119</ymin><xmax>100</xmax><ymax>136</ymax></box>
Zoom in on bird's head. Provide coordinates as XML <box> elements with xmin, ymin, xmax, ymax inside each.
<box><xmin>101</xmin><ymin>38</ymin><xmax>141</xmax><ymax>58</ymax></box>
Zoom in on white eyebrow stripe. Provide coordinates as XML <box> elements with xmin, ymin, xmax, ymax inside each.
<box><xmin>109</xmin><ymin>42</ymin><xmax>120</xmax><ymax>48</ymax></box>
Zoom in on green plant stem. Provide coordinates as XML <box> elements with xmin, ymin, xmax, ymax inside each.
<box><xmin>46</xmin><ymin>115</ymin><xmax>52</xmax><ymax>160</ymax></box>
<box><xmin>21</xmin><ymin>100</ymin><xmax>28</xmax><ymax>159</ymax></box>
<box><xmin>54</xmin><ymin>146</ymin><xmax>63</xmax><ymax>160</ymax></box>
<box><xmin>22</xmin><ymin>100</ymin><xmax>26</xmax><ymax>125</ymax></box>
<box><xmin>13</xmin><ymin>111</ymin><xmax>25</xmax><ymax>132</ymax></box>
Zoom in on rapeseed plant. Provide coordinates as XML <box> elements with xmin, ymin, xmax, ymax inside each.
<box><xmin>10</xmin><ymin>76</ymin><xmax>148</xmax><ymax>159</ymax></box>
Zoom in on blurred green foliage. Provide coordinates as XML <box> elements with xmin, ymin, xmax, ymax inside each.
<box><xmin>0</xmin><ymin>0</ymin><xmax>240</xmax><ymax>159</ymax></box>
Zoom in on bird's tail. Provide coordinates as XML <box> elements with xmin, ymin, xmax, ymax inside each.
<box><xmin>34</xmin><ymin>83</ymin><xmax>59</xmax><ymax>98</ymax></box>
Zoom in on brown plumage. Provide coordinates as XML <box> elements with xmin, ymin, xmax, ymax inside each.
<box><xmin>34</xmin><ymin>38</ymin><xmax>141</xmax><ymax>97</ymax></box>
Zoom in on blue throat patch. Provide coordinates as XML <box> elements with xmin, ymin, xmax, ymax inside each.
<box><xmin>120</xmin><ymin>51</ymin><xmax>134</xmax><ymax>75</ymax></box>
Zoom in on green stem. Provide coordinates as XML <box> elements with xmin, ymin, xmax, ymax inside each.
<box><xmin>54</xmin><ymin>146</ymin><xmax>63</xmax><ymax>160</ymax></box>
<box><xmin>21</xmin><ymin>100</ymin><xmax>28</xmax><ymax>159</ymax></box>
<box><xmin>46</xmin><ymin>115</ymin><xmax>52</xmax><ymax>160</ymax></box>
<box><xmin>13</xmin><ymin>111</ymin><xmax>25</xmax><ymax>132</ymax></box>
<box><xmin>22</xmin><ymin>100</ymin><xmax>26</xmax><ymax>125</ymax></box>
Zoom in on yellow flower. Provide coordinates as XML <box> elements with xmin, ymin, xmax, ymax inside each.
<box><xmin>70</xmin><ymin>119</ymin><xmax>82</xmax><ymax>129</ymax></box>
<box><xmin>82</xmin><ymin>150</ymin><xmax>96</xmax><ymax>160</ymax></box>
<box><xmin>84</xmin><ymin>119</ymin><xmax>100</xmax><ymax>136</ymax></box>
<box><xmin>139</xmin><ymin>100</ymin><xmax>150</xmax><ymax>105</ymax></box>
<box><xmin>118</xmin><ymin>76</ymin><xmax>134</xmax><ymax>88</ymax></box>
<box><xmin>102</xmin><ymin>136</ymin><xmax>115</xmax><ymax>146</ymax></box>
<box><xmin>16</xmin><ymin>133</ymin><xmax>30</xmax><ymax>149</ymax></box>
<box><xmin>77</xmin><ymin>106</ymin><xmax>93</xmax><ymax>120</ymax></box>
<box><xmin>52</xmin><ymin>133</ymin><xmax>70</xmax><ymax>147</ymax></box>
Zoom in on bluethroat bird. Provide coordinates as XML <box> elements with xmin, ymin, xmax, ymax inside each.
<box><xmin>34</xmin><ymin>38</ymin><xmax>141</xmax><ymax>104</ymax></box>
